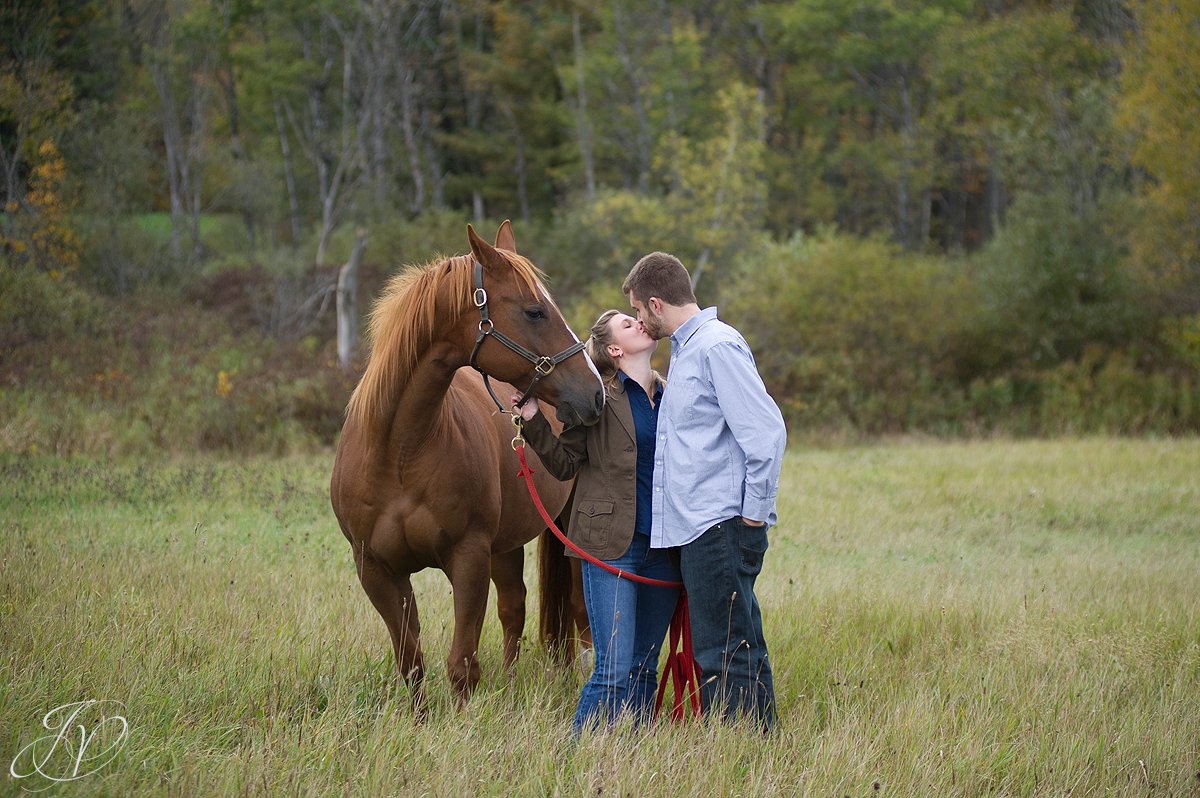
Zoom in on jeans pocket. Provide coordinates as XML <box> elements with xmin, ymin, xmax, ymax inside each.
<box><xmin>735</xmin><ymin>518</ymin><xmax>768</xmax><ymax>573</ymax></box>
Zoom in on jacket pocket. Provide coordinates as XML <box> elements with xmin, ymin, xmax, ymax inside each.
<box><xmin>572</xmin><ymin>499</ymin><xmax>615</xmax><ymax>552</ymax></box>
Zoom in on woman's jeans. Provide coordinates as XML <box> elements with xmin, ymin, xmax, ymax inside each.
<box><xmin>678</xmin><ymin>517</ymin><xmax>777</xmax><ymax>730</ymax></box>
<box><xmin>574</xmin><ymin>533</ymin><xmax>680</xmax><ymax>733</ymax></box>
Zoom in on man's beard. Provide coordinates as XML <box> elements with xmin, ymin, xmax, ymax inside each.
<box><xmin>641</xmin><ymin>309</ymin><xmax>667</xmax><ymax>340</ymax></box>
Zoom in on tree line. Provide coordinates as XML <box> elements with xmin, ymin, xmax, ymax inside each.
<box><xmin>1</xmin><ymin>0</ymin><xmax>1198</xmax><ymax>451</ymax></box>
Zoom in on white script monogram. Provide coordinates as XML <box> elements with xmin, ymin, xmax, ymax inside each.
<box><xmin>9</xmin><ymin>700</ymin><xmax>129</xmax><ymax>791</ymax></box>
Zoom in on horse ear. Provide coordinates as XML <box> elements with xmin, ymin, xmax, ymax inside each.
<box><xmin>467</xmin><ymin>223</ymin><xmax>502</xmax><ymax>267</ymax></box>
<box><xmin>494</xmin><ymin>219</ymin><xmax>517</xmax><ymax>253</ymax></box>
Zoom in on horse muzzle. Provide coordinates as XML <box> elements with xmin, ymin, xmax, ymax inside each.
<box><xmin>555</xmin><ymin>385</ymin><xmax>604</xmax><ymax>427</ymax></box>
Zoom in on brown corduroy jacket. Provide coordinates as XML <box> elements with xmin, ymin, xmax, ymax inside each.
<box><xmin>522</xmin><ymin>376</ymin><xmax>660</xmax><ymax>560</ymax></box>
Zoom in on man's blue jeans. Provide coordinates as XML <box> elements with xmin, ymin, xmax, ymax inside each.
<box><xmin>678</xmin><ymin>517</ymin><xmax>777</xmax><ymax>730</ymax></box>
<box><xmin>574</xmin><ymin>533</ymin><xmax>680</xmax><ymax>733</ymax></box>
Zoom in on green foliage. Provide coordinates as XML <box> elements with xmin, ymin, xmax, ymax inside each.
<box><xmin>556</xmin><ymin>3</ymin><xmax>727</xmax><ymax>192</ymax></box>
<box><xmin>964</xmin><ymin>351</ymin><xmax>1200</xmax><ymax>436</ymax></box>
<box><xmin>536</xmin><ymin>189</ymin><xmax>676</xmax><ymax>297</ymax></box>
<box><xmin>1</xmin><ymin>0</ymin><xmax>1194</xmax><ymax>445</ymax></box>
<box><xmin>1160</xmin><ymin>313</ymin><xmax>1200</xmax><ymax>373</ymax></box>
<box><xmin>1117</xmin><ymin>0</ymin><xmax>1200</xmax><ymax>315</ymax></box>
<box><xmin>718</xmin><ymin>222</ymin><xmax>1189</xmax><ymax>437</ymax></box>
<box><xmin>970</xmin><ymin>191</ymin><xmax>1141</xmax><ymax>368</ymax></box>
<box><xmin>933</xmin><ymin>8</ymin><xmax>1115</xmax><ymax>194</ymax></box>
<box><xmin>537</xmin><ymin>83</ymin><xmax>767</xmax><ymax>301</ymax></box>
<box><xmin>0</xmin><ymin>1</ymin><xmax>79</xmax><ymax>199</ymax></box>
<box><xmin>0</xmin><ymin>280</ymin><xmax>353</xmax><ymax>457</ymax></box>
<box><xmin>0</xmin><ymin>261</ymin><xmax>103</xmax><ymax>353</ymax></box>
<box><xmin>721</xmin><ymin>230</ymin><xmax>975</xmax><ymax>433</ymax></box>
<box><xmin>769</xmin><ymin>0</ymin><xmax>969</xmax><ymax>243</ymax></box>
<box><xmin>652</xmin><ymin>83</ymin><xmax>768</xmax><ymax>292</ymax></box>
<box><xmin>439</xmin><ymin>3</ymin><xmax>570</xmax><ymax>219</ymax></box>
<box><xmin>367</xmin><ymin>209</ymin><xmax>491</xmax><ymax>273</ymax></box>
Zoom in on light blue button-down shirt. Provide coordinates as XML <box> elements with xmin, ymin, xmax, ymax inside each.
<box><xmin>650</xmin><ymin>307</ymin><xmax>787</xmax><ymax>548</ymax></box>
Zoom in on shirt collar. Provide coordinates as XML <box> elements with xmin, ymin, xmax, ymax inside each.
<box><xmin>670</xmin><ymin>306</ymin><xmax>718</xmax><ymax>350</ymax></box>
<box><xmin>617</xmin><ymin>369</ymin><xmax>663</xmax><ymax>398</ymax></box>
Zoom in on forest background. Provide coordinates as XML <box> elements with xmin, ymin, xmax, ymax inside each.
<box><xmin>2</xmin><ymin>0</ymin><xmax>1198</xmax><ymax>456</ymax></box>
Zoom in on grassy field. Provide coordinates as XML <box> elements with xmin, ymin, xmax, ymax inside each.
<box><xmin>1</xmin><ymin>438</ymin><xmax>1198</xmax><ymax>796</ymax></box>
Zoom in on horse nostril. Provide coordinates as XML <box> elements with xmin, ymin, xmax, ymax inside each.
<box><xmin>593</xmin><ymin>389</ymin><xmax>604</xmax><ymax>415</ymax></box>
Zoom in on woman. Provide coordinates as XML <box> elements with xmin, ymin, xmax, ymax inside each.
<box><xmin>512</xmin><ymin>309</ymin><xmax>680</xmax><ymax>734</ymax></box>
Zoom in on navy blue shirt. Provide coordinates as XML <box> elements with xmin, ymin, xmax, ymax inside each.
<box><xmin>619</xmin><ymin>370</ymin><xmax>662</xmax><ymax>536</ymax></box>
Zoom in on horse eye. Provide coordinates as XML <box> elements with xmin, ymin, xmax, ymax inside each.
<box><xmin>523</xmin><ymin>307</ymin><xmax>547</xmax><ymax>321</ymax></box>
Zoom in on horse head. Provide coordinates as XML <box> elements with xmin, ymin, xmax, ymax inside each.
<box><xmin>463</xmin><ymin>221</ymin><xmax>604</xmax><ymax>428</ymax></box>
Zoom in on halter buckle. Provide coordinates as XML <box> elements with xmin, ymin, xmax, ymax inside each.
<box><xmin>533</xmin><ymin>357</ymin><xmax>556</xmax><ymax>376</ymax></box>
<box><xmin>473</xmin><ymin>288</ymin><xmax>488</xmax><ymax>308</ymax></box>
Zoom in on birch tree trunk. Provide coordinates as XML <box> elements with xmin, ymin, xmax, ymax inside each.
<box><xmin>572</xmin><ymin>7</ymin><xmax>596</xmax><ymax>198</ymax></box>
<box><xmin>399</xmin><ymin>65</ymin><xmax>426</xmax><ymax>213</ymax></box>
<box><xmin>273</xmin><ymin>98</ymin><xmax>302</xmax><ymax>246</ymax></box>
<box><xmin>153</xmin><ymin>63</ymin><xmax>185</xmax><ymax>266</ymax></box>
<box><xmin>337</xmin><ymin>229</ymin><xmax>368</xmax><ymax>370</ymax></box>
<box><xmin>500</xmin><ymin>104</ymin><xmax>530</xmax><ymax>223</ymax></box>
<box><xmin>455</xmin><ymin>0</ymin><xmax>486</xmax><ymax>221</ymax></box>
<box><xmin>284</xmin><ymin>12</ymin><xmax>367</xmax><ymax>268</ymax></box>
<box><xmin>897</xmin><ymin>74</ymin><xmax>914</xmax><ymax>248</ymax></box>
<box><xmin>153</xmin><ymin>66</ymin><xmax>207</xmax><ymax>267</ymax></box>
<box><xmin>690</xmin><ymin>131</ymin><xmax>739</xmax><ymax>293</ymax></box>
<box><xmin>362</xmin><ymin>0</ymin><xmax>396</xmax><ymax>214</ymax></box>
<box><xmin>611</xmin><ymin>0</ymin><xmax>652</xmax><ymax>192</ymax></box>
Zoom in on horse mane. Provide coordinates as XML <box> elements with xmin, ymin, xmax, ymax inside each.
<box><xmin>346</xmin><ymin>250</ymin><xmax>547</xmax><ymax>438</ymax></box>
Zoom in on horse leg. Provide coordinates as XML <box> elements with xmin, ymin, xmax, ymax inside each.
<box><xmin>357</xmin><ymin>550</ymin><xmax>427</xmax><ymax>716</ymax></box>
<box><xmin>490</xmin><ymin>547</ymin><xmax>526</xmax><ymax>671</ymax></box>
<box><xmin>444</xmin><ymin>546</ymin><xmax>491</xmax><ymax>706</ymax></box>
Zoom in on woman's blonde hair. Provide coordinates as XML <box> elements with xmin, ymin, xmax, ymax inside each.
<box><xmin>584</xmin><ymin>309</ymin><xmax>662</xmax><ymax>390</ymax></box>
<box><xmin>584</xmin><ymin>309</ymin><xmax>623</xmax><ymax>385</ymax></box>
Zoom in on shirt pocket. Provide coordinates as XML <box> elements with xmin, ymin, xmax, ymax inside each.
<box><xmin>571</xmin><ymin>499</ymin><xmax>615</xmax><ymax>552</ymax></box>
<box><xmin>665</xmin><ymin>371</ymin><xmax>702</xmax><ymax>425</ymax></box>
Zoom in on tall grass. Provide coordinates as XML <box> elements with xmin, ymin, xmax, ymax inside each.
<box><xmin>1</xmin><ymin>439</ymin><xmax>1197</xmax><ymax>796</ymax></box>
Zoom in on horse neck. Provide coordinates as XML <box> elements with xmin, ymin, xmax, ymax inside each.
<box><xmin>383</xmin><ymin>340</ymin><xmax>464</xmax><ymax>460</ymax></box>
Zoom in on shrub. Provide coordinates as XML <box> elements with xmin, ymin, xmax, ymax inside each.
<box><xmin>0</xmin><ymin>263</ymin><xmax>104</xmax><ymax>358</ymax></box>
<box><xmin>75</xmin><ymin>216</ymin><xmax>170</xmax><ymax>295</ymax></box>
<box><xmin>970</xmin><ymin>191</ymin><xmax>1143</xmax><ymax>369</ymax></box>
<box><xmin>720</xmin><ymin>229</ymin><xmax>977</xmax><ymax>433</ymax></box>
<box><xmin>534</xmin><ymin>190</ymin><xmax>677</xmax><ymax>300</ymax></box>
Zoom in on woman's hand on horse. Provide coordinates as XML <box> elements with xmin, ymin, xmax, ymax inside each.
<box><xmin>510</xmin><ymin>393</ymin><xmax>540</xmax><ymax>421</ymax></box>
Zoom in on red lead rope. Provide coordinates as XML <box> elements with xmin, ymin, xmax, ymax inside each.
<box><xmin>514</xmin><ymin>443</ymin><xmax>702</xmax><ymax>721</ymax></box>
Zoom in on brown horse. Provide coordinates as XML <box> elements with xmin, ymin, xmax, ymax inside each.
<box><xmin>330</xmin><ymin>221</ymin><xmax>603</xmax><ymax>711</ymax></box>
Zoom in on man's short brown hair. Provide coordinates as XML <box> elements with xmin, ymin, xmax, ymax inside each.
<box><xmin>622</xmin><ymin>252</ymin><xmax>697</xmax><ymax>306</ymax></box>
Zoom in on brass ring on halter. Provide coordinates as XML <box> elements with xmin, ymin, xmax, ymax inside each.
<box><xmin>534</xmin><ymin>357</ymin><xmax>555</xmax><ymax>376</ymax></box>
<box><xmin>478</xmin><ymin>319</ymin><xmax>493</xmax><ymax>333</ymax></box>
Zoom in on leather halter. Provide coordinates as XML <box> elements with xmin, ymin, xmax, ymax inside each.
<box><xmin>468</xmin><ymin>260</ymin><xmax>586</xmax><ymax>412</ymax></box>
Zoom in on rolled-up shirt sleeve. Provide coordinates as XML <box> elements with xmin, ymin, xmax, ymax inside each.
<box><xmin>707</xmin><ymin>340</ymin><xmax>787</xmax><ymax>523</ymax></box>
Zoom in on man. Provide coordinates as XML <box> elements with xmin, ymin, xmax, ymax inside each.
<box><xmin>623</xmin><ymin>251</ymin><xmax>786</xmax><ymax>730</ymax></box>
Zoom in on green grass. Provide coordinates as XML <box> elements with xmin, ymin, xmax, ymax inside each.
<box><xmin>2</xmin><ymin>439</ymin><xmax>1198</xmax><ymax>796</ymax></box>
<box><xmin>132</xmin><ymin>212</ymin><xmax>243</xmax><ymax>240</ymax></box>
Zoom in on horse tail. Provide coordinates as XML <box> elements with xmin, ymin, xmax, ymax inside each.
<box><xmin>538</xmin><ymin>504</ymin><xmax>577</xmax><ymax>665</ymax></box>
